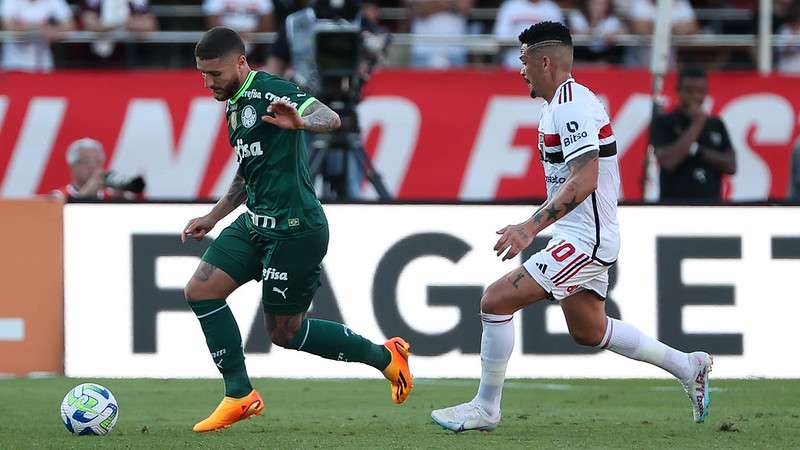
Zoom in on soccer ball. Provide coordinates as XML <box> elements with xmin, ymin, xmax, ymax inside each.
<box><xmin>60</xmin><ymin>383</ymin><xmax>119</xmax><ymax>435</ymax></box>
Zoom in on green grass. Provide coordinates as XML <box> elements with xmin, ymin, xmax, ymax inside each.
<box><xmin>1</xmin><ymin>378</ymin><xmax>798</xmax><ymax>449</ymax></box>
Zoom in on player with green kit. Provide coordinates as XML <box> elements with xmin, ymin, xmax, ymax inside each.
<box><xmin>182</xmin><ymin>26</ymin><xmax>412</xmax><ymax>432</ymax></box>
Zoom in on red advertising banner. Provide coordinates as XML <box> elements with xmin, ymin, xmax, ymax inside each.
<box><xmin>1</xmin><ymin>69</ymin><xmax>798</xmax><ymax>200</ymax></box>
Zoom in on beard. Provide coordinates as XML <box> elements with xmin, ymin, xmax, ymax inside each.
<box><xmin>215</xmin><ymin>78</ymin><xmax>241</xmax><ymax>101</ymax></box>
<box><xmin>522</xmin><ymin>74</ymin><xmax>537</xmax><ymax>99</ymax></box>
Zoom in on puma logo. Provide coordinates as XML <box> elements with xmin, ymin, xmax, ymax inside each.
<box><xmin>272</xmin><ymin>286</ymin><xmax>288</xmax><ymax>300</ymax></box>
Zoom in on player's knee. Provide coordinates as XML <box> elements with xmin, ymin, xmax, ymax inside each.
<box><xmin>480</xmin><ymin>281</ymin><xmax>505</xmax><ymax>314</ymax></box>
<box><xmin>570</xmin><ymin>327</ymin><xmax>604</xmax><ymax>347</ymax></box>
<box><xmin>184</xmin><ymin>280</ymin><xmax>202</xmax><ymax>302</ymax></box>
<box><xmin>269</xmin><ymin>325</ymin><xmax>299</xmax><ymax>348</ymax></box>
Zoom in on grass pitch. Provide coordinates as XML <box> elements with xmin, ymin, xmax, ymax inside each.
<box><xmin>0</xmin><ymin>377</ymin><xmax>798</xmax><ymax>449</ymax></box>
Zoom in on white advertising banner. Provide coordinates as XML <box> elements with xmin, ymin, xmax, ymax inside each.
<box><xmin>64</xmin><ymin>204</ymin><xmax>800</xmax><ymax>378</ymax></box>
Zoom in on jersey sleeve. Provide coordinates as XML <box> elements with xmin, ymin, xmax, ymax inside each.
<box><xmin>264</xmin><ymin>78</ymin><xmax>317</xmax><ymax>115</ymax></box>
<box><xmin>553</xmin><ymin>102</ymin><xmax>600</xmax><ymax>164</ymax></box>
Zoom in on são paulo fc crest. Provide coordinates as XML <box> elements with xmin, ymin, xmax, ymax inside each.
<box><xmin>241</xmin><ymin>105</ymin><xmax>258</xmax><ymax>128</ymax></box>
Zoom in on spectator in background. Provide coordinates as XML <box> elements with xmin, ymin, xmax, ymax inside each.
<box><xmin>406</xmin><ymin>0</ymin><xmax>473</xmax><ymax>68</ymax></box>
<box><xmin>493</xmin><ymin>0</ymin><xmax>563</xmax><ymax>68</ymax></box>
<box><xmin>568</xmin><ymin>0</ymin><xmax>625</xmax><ymax>64</ymax></box>
<box><xmin>52</xmin><ymin>137</ymin><xmax>145</xmax><ymax>199</ymax></box>
<box><xmin>776</xmin><ymin>0</ymin><xmax>800</xmax><ymax>73</ymax></box>
<box><xmin>204</xmin><ymin>0</ymin><xmax>275</xmax><ymax>64</ymax></box>
<box><xmin>1</xmin><ymin>0</ymin><xmax>75</xmax><ymax>72</ymax></box>
<box><xmin>626</xmin><ymin>0</ymin><xmax>698</xmax><ymax>67</ymax></box>
<box><xmin>650</xmin><ymin>68</ymin><xmax>736</xmax><ymax>202</ymax></box>
<box><xmin>80</xmin><ymin>0</ymin><xmax>157</xmax><ymax>60</ymax></box>
<box><xmin>52</xmin><ymin>138</ymin><xmax>117</xmax><ymax>199</ymax></box>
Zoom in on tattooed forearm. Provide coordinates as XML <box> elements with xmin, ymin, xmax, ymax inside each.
<box><xmin>207</xmin><ymin>171</ymin><xmax>246</xmax><ymax>222</ymax></box>
<box><xmin>527</xmin><ymin>150</ymin><xmax>599</xmax><ymax>233</ymax></box>
<box><xmin>224</xmin><ymin>173</ymin><xmax>246</xmax><ymax>205</ymax></box>
<box><xmin>562</xmin><ymin>195</ymin><xmax>580</xmax><ymax>214</ymax></box>
<box><xmin>301</xmin><ymin>101</ymin><xmax>341</xmax><ymax>133</ymax></box>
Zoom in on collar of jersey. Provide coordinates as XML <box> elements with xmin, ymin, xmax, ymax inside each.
<box><xmin>228</xmin><ymin>71</ymin><xmax>257</xmax><ymax>105</ymax></box>
<box><xmin>549</xmin><ymin>76</ymin><xmax>575</xmax><ymax>104</ymax></box>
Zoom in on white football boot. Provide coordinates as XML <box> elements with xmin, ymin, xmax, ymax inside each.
<box><xmin>680</xmin><ymin>351</ymin><xmax>714</xmax><ymax>423</ymax></box>
<box><xmin>431</xmin><ymin>401</ymin><xmax>500</xmax><ymax>432</ymax></box>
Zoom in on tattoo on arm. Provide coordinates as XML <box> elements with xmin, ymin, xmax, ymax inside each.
<box><xmin>530</xmin><ymin>150</ymin><xmax>599</xmax><ymax>229</ymax></box>
<box><xmin>567</xmin><ymin>149</ymin><xmax>599</xmax><ymax>175</ymax></box>
<box><xmin>301</xmin><ymin>100</ymin><xmax>341</xmax><ymax>133</ymax></box>
<box><xmin>562</xmin><ymin>195</ymin><xmax>580</xmax><ymax>214</ymax></box>
<box><xmin>545</xmin><ymin>204</ymin><xmax>561</xmax><ymax>221</ymax></box>
<box><xmin>192</xmin><ymin>261</ymin><xmax>217</xmax><ymax>282</ymax></box>
<box><xmin>224</xmin><ymin>172</ymin><xmax>246</xmax><ymax>206</ymax></box>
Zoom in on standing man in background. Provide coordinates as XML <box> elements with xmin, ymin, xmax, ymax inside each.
<box><xmin>650</xmin><ymin>68</ymin><xmax>736</xmax><ymax>202</ymax></box>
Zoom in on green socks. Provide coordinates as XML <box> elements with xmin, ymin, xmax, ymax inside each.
<box><xmin>189</xmin><ymin>299</ymin><xmax>253</xmax><ymax>398</ymax></box>
<box><xmin>287</xmin><ymin>318</ymin><xmax>392</xmax><ymax>370</ymax></box>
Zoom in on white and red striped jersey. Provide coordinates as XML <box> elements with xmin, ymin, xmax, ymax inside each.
<box><xmin>537</xmin><ymin>77</ymin><xmax>620</xmax><ymax>265</ymax></box>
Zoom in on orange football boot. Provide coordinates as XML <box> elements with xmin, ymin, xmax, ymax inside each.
<box><xmin>382</xmin><ymin>337</ymin><xmax>413</xmax><ymax>404</ymax></box>
<box><xmin>192</xmin><ymin>389</ymin><xmax>264</xmax><ymax>432</ymax></box>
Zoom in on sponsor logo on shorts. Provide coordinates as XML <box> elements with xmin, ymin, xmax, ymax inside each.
<box><xmin>272</xmin><ymin>286</ymin><xmax>288</xmax><ymax>300</ymax></box>
<box><xmin>263</xmin><ymin>267</ymin><xmax>288</xmax><ymax>281</ymax></box>
<box><xmin>211</xmin><ymin>348</ymin><xmax>226</xmax><ymax>358</ymax></box>
<box><xmin>288</xmin><ymin>218</ymin><xmax>300</xmax><ymax>227</ymax></box>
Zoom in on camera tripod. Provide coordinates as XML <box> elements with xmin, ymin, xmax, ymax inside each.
<box><xmin>307</xmin><ymin>106</ymin><xmax>391</xmax><ymax>200</ymax></box>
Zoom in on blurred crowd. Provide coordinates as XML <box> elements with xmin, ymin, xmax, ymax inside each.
<box><xmin>2</xmin><ymin>0</ymin><xmax>800</xmax><ymax>72</ymax></box>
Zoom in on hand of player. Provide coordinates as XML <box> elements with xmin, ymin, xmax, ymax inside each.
<box><xmin>687</xmin><ymin>103</ymin><xmax>707</xmax><ymax>126</ymax></box>
<box><xmin>182</xmin><ymin>215</ymin><xmax>217</xmax><ymax>243</ymax></box>
<box><xmin>494</xmin><ymin>222</ymin><xmax>535</xmax><ymax>261</ymax></box>
<box><xmin>262</xmin><ymin>99</ymin><xmax>304</xmax><ymax>130</ymax></box>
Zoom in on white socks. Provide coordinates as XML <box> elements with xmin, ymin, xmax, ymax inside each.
<box><xmin>597</xmin><ymin>316</ymin><xmax>692</xmax><ymax>381</ymax></box>
<box><xmin>474</xmin><ymin>313</ymin><xmax>514</xmax><ymax>417</ymax></box>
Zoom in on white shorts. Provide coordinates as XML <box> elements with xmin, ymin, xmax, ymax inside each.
<box><xmin>522</xmin><ymin>238</ymin><xmax>610</xmax><ymax>301</ymax></box>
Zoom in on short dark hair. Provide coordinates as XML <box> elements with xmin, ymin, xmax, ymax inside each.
<box><xmin>195</xmin><ymin>27</ymin><xmax>245</xmax><ymax>60</ymax></box>
<box><xmin>518</xmin><ymin>21</ymin><xmax>573</xmax><ymax>48</ymax></box>
<box><xmin>678</xmin><ymin>67</ymin><xmax>707</xmax><ymax>89</ymax></box>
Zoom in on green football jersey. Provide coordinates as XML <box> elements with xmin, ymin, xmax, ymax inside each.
<box><xmin>225</xmin><ymin>70</ymin><xmax>327</xmax><ymax>239</ymax></box>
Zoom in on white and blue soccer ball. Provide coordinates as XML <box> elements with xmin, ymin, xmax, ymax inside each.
<box><xmin>60</xmin><ymin>383</ymin><xmax>119</xmax><ymax>435</ymax></box>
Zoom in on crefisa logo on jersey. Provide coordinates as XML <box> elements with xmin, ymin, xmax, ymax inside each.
<box><xmin>243</xmin><ymin>89</ymin><xmax>262</xmax><ymax>100</ymax></box>
<box><xmin>241</xmin><ymin>105</ymin><xmax>258</xmax><ymax>128</ymax></box>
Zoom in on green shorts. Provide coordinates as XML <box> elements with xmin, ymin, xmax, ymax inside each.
<box><xmin>202</xmin><ymin>213</ymin><xmax>329</xmax><ymax>315</ymax></box>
